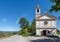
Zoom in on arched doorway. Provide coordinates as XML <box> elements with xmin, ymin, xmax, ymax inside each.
<box><xmin>42</xmin><ymin>30</ymin><xmax>50</xmax><ymax>36</ymax></box>
<box><xmin>43</xmin><ymin>30</ymin><xmax>46</xmax><ymax>35</ymax></box>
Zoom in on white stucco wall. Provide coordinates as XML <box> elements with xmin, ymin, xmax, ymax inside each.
<box><xmin>36</xmin><ymin>21</ymin><xmax>56</xmax><ymax>28</ymax></box>
<box><xmin>36</xmin><ymin>15</ymin><xmax>56</xmax><ymax>36</ymax></box>
<box><xmin>36</xmin><ymin>29</ymin><xmax>56</xmax><ymax>36</ymax></box>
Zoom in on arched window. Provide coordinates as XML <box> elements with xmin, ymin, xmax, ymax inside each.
<box><xmin>37</xmin><ymin>9</ymin><xmax>39</xmax><ymax>13</ymax></box>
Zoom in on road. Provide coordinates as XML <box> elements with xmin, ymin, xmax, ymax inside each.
<box><xmin>0</xmin><ymin>35</ymin><xmax>29</xmax><ymax>42</ymax></box>
<box><xmin>0</xmin><ymin>35</ymin><xmax>60</xmax><ymax>42</ymax></box>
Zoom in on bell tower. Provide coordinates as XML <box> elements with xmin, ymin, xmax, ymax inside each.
<box><xmin>36</xmin><ymin>4</ymin><xmax>40</xmax><ymax>18</ymax></box>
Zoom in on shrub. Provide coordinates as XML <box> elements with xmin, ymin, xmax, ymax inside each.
<box><xmin>18</xmin><ymin>30</ymin><xmax>22</xmax><ymax>35</ymax></box>
<box><xmin>22</xmin><ymin>28</ymin><xmax>29</xmax><ymax>36</ymax></box>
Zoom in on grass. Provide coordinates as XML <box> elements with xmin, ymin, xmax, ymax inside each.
<box><xmin>57</xmin><ymin>32</ymin><xmax>60</xmax><ymax>35</ymax></box>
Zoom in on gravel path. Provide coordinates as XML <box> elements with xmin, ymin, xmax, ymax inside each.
<box><xmin>0</xmin><ymin>35</ymin><xmax>29</xmax><ymax>42</ymax></box>
<box><xmin>0</xmin><ymin>35</ymin><xmax>60</xmax><ymax>42</ymax></box>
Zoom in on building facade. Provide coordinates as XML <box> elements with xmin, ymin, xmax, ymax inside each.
<box><xmin>36</xmin><ymin>5</ymin><xmax>57</xmax><ymax>36</ymax></box>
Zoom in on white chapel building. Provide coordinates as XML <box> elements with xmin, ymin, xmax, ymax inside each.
<box><xmin>36</xmin><ymin>5</ymin><xmax>57</xmax><ymax>36</ymax></box>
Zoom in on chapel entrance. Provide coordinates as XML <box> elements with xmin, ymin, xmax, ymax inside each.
<box><xmin>43</xmin><ymin>30</ymin><xmax>46</xmax><ymax>35</ymax></box>
<box><xmin>42</xmin><ymin>30</ymin><xmax>50</xmax><ymax>36</ymax></box>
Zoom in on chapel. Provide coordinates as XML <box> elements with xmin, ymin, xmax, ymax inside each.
<box><xmin>36</xmin><ymin>5</ymin><xmax>57</xmax><ymax>36</ymax></box>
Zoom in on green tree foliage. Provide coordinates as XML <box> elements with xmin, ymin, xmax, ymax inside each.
<box><xmin>19</xmin><ymin>17</ymin><xmax>29</xmax><ymax>35</ymax></box>
<box><xmin>58</xmin><ymin>16</ymin><xmax>60</xmax><ymax>20</ymax></box>
<box><xmin>18</xmin><ymin>30</ymin><xmax>22</xmax><ymax>35</ymax></box>
<box><xmin>50</xmin><ymin>0</ymin><xmax>60</xmax><ymax>20</ymax></box>
<box><xmin>19</xmin><ymin>18</ymin><xmax>29</xmax><ymax>29</ymax></box>
<box><xmin>22</xmin><ymin>28</ymin><xmax>29</xmax><ymax>36</ymax></box>
<box><xmin>30</xmin><ymin>19</ymin><xmax>36</xmax><ymax>35</ymax></box>
<box><xmin>57</xmin><ymin>29</ymin><xmax>60</xmax><ymax>35</ymax></box>
<box><xmin>19</xmin><ymin>17</ymin><xmax>36</xmax><ymax>36</ymax></box>
<box><xmin>50</xmin><ymin>0</ymin><xmax>60</xmax><ymax>12</ymax></box>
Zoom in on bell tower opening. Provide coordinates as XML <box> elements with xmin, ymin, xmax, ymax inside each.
<box><xmin>37</xmin><ymin>9</ymin><xmax>39</xmax><ymax>13</ymax></box>
<box><xmin>36</xmin><ymin>4</ymin><xmax>40</xmax><ymax>14</ymax></box>
<box><xmin>36</xmin><ymin>4</ymin><xmax>40</xmax><ymax>18</ymax></box>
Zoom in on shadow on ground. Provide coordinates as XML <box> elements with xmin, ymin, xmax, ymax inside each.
<box><xmin>30</xmin><ymin>37</ymin><xmax>60</xmax><ymax>42</ymax></box>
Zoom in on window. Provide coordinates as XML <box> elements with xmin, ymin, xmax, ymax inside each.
<box><xmin>48</xmin><ymin>31</ymin><xmax>50</xmax><ymax>33</ymax></box>
<box><xmin>44</xmin><ymin>21</ymin><xmax>48</xmax><ymax>25</ymax></box>
<box><xmin>37</xmin><ymin>9</ymin><xmax>39</xmax><ymax>13</ymax></box>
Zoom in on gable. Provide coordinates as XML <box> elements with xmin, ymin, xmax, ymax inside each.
<box><xmin>39</xmin><ymin>15</ymin><xmax>51</xmax><ymax>19</ymax></box>
<box><xmin>37</xmin><ymin>14</ymin><xmax>56</xmax><ymax>20</ymax></box>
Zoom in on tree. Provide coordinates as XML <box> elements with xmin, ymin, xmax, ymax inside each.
<box><xmin>19</xmin><ymin>18</ymin><xmax>36</xmax><ymax>36</ymax></box>
<box><xmin>19</xmin><ymin>17</ymin><xmax>29</xmax><ymax>34</ymax></box>
<box><xmin>19</xmin><ymin>18</ymin><xmax>29</xmax><ymax>29</ymax></box>
<box><xmin>58</xmin><ymin>16</ymin><xmax>60</xmax><ymax>20</ymax></box>
<box><xmin>50</xmin><ymin>0</ymin><xmax>60</xmax><ymax>12</ymax></box>
<box><xmin>49</xmin><ymin>0</ymin><xmax>60</xmax><ymax>20</ymax></box>
<box><xmin>22</xmin><ymin>28</ymin><xmax>29</xmax><ymax>36</ymax></box>
<box><xmin>30</xmin><ymin>19</ymin><xmax>36</xmax><ymax>35</ymax></box>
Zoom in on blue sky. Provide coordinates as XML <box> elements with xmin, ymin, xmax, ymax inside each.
<box><xmin>0</xmin><ymin>0</ymin><xmax>60</xmax><ymax>31</ymax></box>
